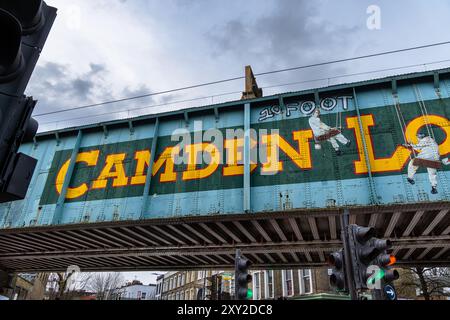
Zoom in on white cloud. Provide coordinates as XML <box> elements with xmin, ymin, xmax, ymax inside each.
<box><xmin>29</xmin><ymin>0</ymin><xmax>450</xmax><ymax>132</ymax></box>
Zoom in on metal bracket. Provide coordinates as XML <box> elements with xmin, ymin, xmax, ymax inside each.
<box><xmin>391</xmin><ymin>79</ymin><xmax>398</xmax><ymax>97</ymax></box>
<box><xmin>278</xmin><ymin>96</ymin><xmax>285</xmax><ymax>109</ymax></box>
<box><xmin>103</xmin><ymin>125</ymin><xmax>108</xmax><ymax>138</ymax></box>
<box><xmin>54</xmin><ymin>132</ymin><xmax>60</xmax><ymax>146</ymax></box>
<box><xmin>184</xmin><ymin>111</ymin><xmax>190</xmax><ymax>127</ymax></box>
<box><xmin>314</xmin><ymin>90</ymin><xmax>321</xmax><ymax>107</ymax></box>
<box><xmin>128</xmin><ymin>120</ymin><xmax>135</xmax><ymax>135</ymax></box>
<box><xmin>434</xmin><ymin>72</ymin><xmax>441</xmax><ymax>97</ymax></box>
<box><xmin>214</xmin><ymin>107</ymin><xmax>220</xmax><ymax>122</ymax></box>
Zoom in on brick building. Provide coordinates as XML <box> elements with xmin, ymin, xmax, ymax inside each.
<box><xmin>158</xmin><ymin>268</ymin><xmax>344</xmax><ymax>300</ymax></box>
<box><xmin>0</xmin><ymin>273</ymin><xmax>49</xmax><ymax>300</ymax></box>
<box><xmin>160</xmin><ymin>270</ymin><xmax>215</xmax><ymax>300</ymax></box>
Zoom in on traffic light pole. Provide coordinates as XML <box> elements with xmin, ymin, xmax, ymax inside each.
<box><xmin>340</xmin><ymin>209</ymin><xmax>358</xmax><ymax>300</ymax></box>
<box><xmin>373</xmin><ymin>287</ymin><xmax>383</xmax><ymax>300</ymax></box>
<box><xmin>234</xmin><ymin>249</ymin><xmax>241</xmax><ymax>299</ymax></box>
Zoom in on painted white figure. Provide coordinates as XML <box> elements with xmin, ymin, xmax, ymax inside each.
<box><xmin>406</xmin><ymin>132</ymin><xmax>441</xmax><ymax>194</ymax></box>
<box><xmin>309</xmin><ymin>109</ymin><xmax>350</xmax><ymax>156</ymax></box>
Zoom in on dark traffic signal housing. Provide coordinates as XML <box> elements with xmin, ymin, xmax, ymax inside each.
<box><xmin>348</xmin><ymin>225</ymin><xmax>399</xmax><ymax>291</ymax></box>
<box><xmin>235</xmin><ymin>250</ymin><xmax>252</xmax><ymax>300</ymax></box>
<box><xmin>328</xmin><ymin>249</ymin><xmax>347</xmax><ymax>292</ymax></box>
<box><xmin>0</xmin><ymin>0</ymin><xmax>56</xmax><ymax>203</ymax></box>
<box><xmin>206</xmin><ymin>274</ymin><xmax>218</xmax><ymax>300</ymax></box>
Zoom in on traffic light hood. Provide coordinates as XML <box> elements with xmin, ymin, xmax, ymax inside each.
<box><xmin>0</xmin><ymin>0</ymin><xmax>45</xmax><ymax>34</ymax></box>
<box><xmin>0</xmin><ymin>9</ymin><xmax>23</xmax><ymax>82</ymax></box>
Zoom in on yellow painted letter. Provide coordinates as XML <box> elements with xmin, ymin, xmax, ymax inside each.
<box><xmin>261</xmin><ymin>131</ymin><xmax>313</xmax><ymax>174</ymax></box>
<box><xmin>130</xmin><ymin>150</ymin><xmax>151</xmax><ymax>185</ymax></box>
<box><xmin>55</xmin><ymin>150</ymin><xmax>100</xmax><ymax>199</ymax></box>
<box><xmin>92</xmin><ymin>153</ymin><xmax>129</xmax><ymax>189</ymax></box>
<box><xmin>347</xmin><ymin>114</ymin><xmax>410</xmax><ymax>174</ymax></box>
<box><xmin>182</xmin><ymin>143</ymin><xmax>220</xmax><ymax>180</ymax></box>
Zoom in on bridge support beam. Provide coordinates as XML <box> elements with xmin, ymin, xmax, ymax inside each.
<box><xmin>244</xmin><ymin>103</ymin><xmax>251</xmax><ymax>213</ymax></box>
<box><xmin>352</xmin><ymin>88</ymin><xmax>379</xmax><ymax>205</ymax></box>
<box><xmin>52</xmin><ymin>130</ymin><xmax>83</xmax><ymax>225</ymax></box>
<box><xmin>141</xmin><ymin>118</ymin><xmax>160</xmax><ymax>219</ymax></box>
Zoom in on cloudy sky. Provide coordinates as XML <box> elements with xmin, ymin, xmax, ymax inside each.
<box><xmin>27</xmin><ymin>0</ymin><xmax>450</xmax><ymax>133</ymax></box>
<box><xmin>22</xmin><ymin>0</ymin><xmax>450</xmax><ymax>285</ymax></box>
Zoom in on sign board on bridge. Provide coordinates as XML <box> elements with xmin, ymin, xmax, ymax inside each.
<box><xmin>1</xmin><ymin>69</ymin><xmax>450</xmax><ymax>228</ymax></box>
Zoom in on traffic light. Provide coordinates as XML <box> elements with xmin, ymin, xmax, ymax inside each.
<box><xmin>206</xmin><ymin>275</ymin><xmax>218</xmax><ymax>300</ymax></box>
<box><xmin>217</xmin><ymin>275</ymin><xmax>222</xmax><ymax>300</ymax></box>
<box><xmin>328</xmin><ymin>249</ymin><xmax>347</xmax><ymax>292</ymax></box>
<box><xmin>369</xmin><ymin>240</ymin><xmax>399</xmax><ymax>300</ymax></box>
<box><xmin>347</xmin><ymin>225</ymin><xmax>378</xmax><ymax>290</ymax></box>
<box><xmin>235</xmin><ymin>250</ymin><xmax>252</xmax><ymax>300</ymax></box>
<box><xmin>0</xmin><ymin>0</ymin><xmax>56</xmax><ymax>203</ymax></box>
<box><xmin>348</xmin><ymin>224</ymin><xmax>400</xmax><ymax>292</ymax></box>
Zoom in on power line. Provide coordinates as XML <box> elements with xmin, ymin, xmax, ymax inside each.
<box><xmin>38</xmin><ymin>58</ymin><xmax>450</xmax><ymax>127</ymax></box>
<box><xmin>262</xmin><ymin>59</ymin><xmax>450</xmax><ymax>90</ymax></box>
<box><xmin>40</xmin><ymin>93</ymin><xmax>241</xmax><ymax>125</ymax></box>
<box><xmin>34</xmin><ymin>41</ymin><xmax>450</xmax><ymax>117</ymax></box>
<box><xmin>35</xmin><ymin>40</ymin><xmax>450</xmax><ymax>118</ymax></box>
<box><xmin>34</xmin><ymin>76</ymin><xmax>244</xmax><ymax>117</ymax></box>
<box><xmin>254</xmin><ymin>41</ymin><xmax>450</xmax><ymax>77</ymax></box>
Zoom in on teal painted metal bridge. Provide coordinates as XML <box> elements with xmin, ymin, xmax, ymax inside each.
<box><xmin>0</xmin><ymin>68</ymin><xmax>449</xmax><ymax>272</ymax></box>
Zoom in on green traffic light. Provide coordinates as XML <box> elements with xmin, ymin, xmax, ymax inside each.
<box><xmin>367</xmin><ymin>269</ymin><xmax>385</xmax><ymax>286</ymax></box>
<box><xmin>247</xmin><ymin>289</ymin><xmax>253</xmax><ymax>300</ymax></box>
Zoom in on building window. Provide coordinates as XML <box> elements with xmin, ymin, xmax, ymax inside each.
<box><xmin>181</xmin><ymin>273</ymin><xmax>185</xmax><ymax>286</ymax></box>
<box><xmin>177</xmin><ymin>275</ymin><xmax>181</xmax><ymax>287</ymax></box>
<box><xmin>169</xmin><ymin>278</ymin><xmax>173</xmax><ymax>290</ymax></box>
<box><xmin>265</xmin><ymin>270</ymin><xmax>274</xmax><ymax>299</ymax></box>
<box><xmin>197</xmin><ymin>271</ymin><xmax>204</xmax><ymax>280</ymax></box>
<box><xmin>176</xmin><ymin>292</ymin><xmax>180</xmax><ymax>300</ymax></box>
<box><xmin>141</xmin><ymin>292</ymin><xmax>147</xmax><ymax>300</ymax></box>
<box><xmin>253</xmin><ymin>272</ymin><xmax>261</xmax><ymax>300</ymax></box>
<box><xmin>299</xmin><ymin>270</ymin><xmax>312</xmax><ymax>294</ymax></box>
<box><xmin>282</xmin><ymin>270</ymin><xmax>294</xmax><ymax>297</ymax></box>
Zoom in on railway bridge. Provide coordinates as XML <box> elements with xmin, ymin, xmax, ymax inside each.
<box><xmin>1</xmin><ymin>68</ymin><xmax>450</xmax><ymax>272</ymax></box>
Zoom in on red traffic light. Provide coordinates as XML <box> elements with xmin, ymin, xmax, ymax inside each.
<box><xmin>387</xmin><ymin>255</ymin><xmax>397</xmax><ymax>266</ymax></box>
<box><xmin>375</xmin><ymin>254</ymin><xmax>397</xmax><ymax>267</ymax></box>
